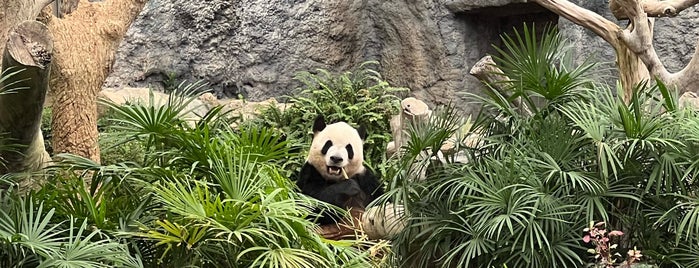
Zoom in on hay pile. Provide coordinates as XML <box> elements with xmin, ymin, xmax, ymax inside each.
<box><xmin>45</xmin><ymin>0</ymin><xmax>145</xmax><ymax>162</ymax></box>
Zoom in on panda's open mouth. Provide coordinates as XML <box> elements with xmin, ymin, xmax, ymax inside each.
<box><xmin>327</xmin><ymin>166</ymin><xmax>350</xmax><ymax>180</ymax></box>
<box><xmin>327</xmin><ymin>166</ymin><xmax>342</xmax><ymax>175</ymax></box>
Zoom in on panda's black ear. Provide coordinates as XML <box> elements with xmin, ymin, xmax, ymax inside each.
<box><xmin>313</xmin><ymin>115</ymin><xmax>326</xmax><ymax>134</ymax></box>
<box><xmin>357</xmin><ymin>125</ymin><xmax>367</xmax><ymax>140</ymax></box>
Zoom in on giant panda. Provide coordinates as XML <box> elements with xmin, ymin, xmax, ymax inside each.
<box><xmin>296</xmin><ymin>115</ymin><xmax>384</xmax><ymax>225</ymax></box>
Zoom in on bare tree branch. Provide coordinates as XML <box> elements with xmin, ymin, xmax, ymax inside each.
<box><xmin>613</xmin><ymin>0</ymin><xmax>699</xmax><ymax>93</ymax></box>
<box><xmin>617</xmin><ymin>0</ymin><xmax>671</xmax><ymax>83</ymax></box>
<box><xmin>532</xmin><ymin>0</ymin><xmax>621</xmax><ymax>44</ymax></box>
<box><xmin>611</xmin><ymin>0</ymin><xmax>699</xmax><ymax>19</ymax></box>
<box><xmin>534</xmin><ymin>0</ymin><xmax>699</xmax><ymax>98</ymax></box>
<box><xmin>669</xmin><ymin>42</ymin><xmax>699</xmax><ymax>92</ymax></box>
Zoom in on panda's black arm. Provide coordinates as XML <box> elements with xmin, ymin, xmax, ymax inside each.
<box><xmin>295</xmin><ymin>164</ymin><xmax>316</xmax><ymax>190</ymax></box>
<box><xmin>296</xmin><ymin>164</ymin><xmax>361</xmax><ymax>207</ymax></box>
<box><xmin>353</xmin><ymin>168</ymin><xmax>384</xmax><ymax>201</ymax></box>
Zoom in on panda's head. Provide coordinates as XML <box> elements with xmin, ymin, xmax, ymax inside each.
<box><xmin>308</xmin><ymin>115</ymin><xmax>367</xmax><ymax>182</ymax></box>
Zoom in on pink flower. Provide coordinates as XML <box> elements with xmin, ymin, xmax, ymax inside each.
<box><xmin>583</xmin><ymin>235</ymin><xmax>591</xmax><ymax>243</ymax></box>
<box><xmin>627</xmin><ymin>247</ymin><xmax>643</xmax><ymax>260</ymax></box>
<box><xmin>609</xmin><ymin>230</ymin><xmax>624</xmax><ymax>236</ymax></box>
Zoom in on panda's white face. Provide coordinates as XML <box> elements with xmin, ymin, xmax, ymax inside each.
<box><xmin>308</xmin><ymin>118</ymin><xmax>365</xmax><ymax>182</ymax></box>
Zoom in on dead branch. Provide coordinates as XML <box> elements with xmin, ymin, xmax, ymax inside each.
<box><xmin>469</xmin><ymin>55</ymin><xmax>532</xmax><ymax>115</ymax></box>
<box><xmin>617</xmin><ymin>1</ymin><xmax>672</xmax><ymax>83</ymax></box>
<box><xmin>533</xmin><ymin>0</ymin><xmax>621</xmax><ymax>44</ymax></box>
<box><xmin>611</xmin><ymin>0</ymin><xmax>699</xmax><ymax>19</ymax></box>
<box><xmin>534</xmin><ymin>0</ymin><xmax>699</xmax><ymax>101</ymax></box>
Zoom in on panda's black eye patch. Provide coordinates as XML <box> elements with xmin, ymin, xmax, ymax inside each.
<box><xmin>346</xmin><ymin>144</ymin><xmax>354</xmax><ymax>159</ymax></box>
<box><xmin>321</xmin><ymin>141</ymin><xmax>332</xmax><ymax>155</ymax></box>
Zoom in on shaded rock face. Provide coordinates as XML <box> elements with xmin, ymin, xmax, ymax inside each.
<box><xmin>104</xmin><ymin>0</ymin><xmax>370</xmax><ymax>100</ymax></box>
<box><xmin>104</xmin><ymin>0</ymin><xmax>699</xmax><ymax>115</ymax></box>
<box><xmin>104</xmin><ymin>0</ymin><xmax>557</xmax><ymax>115</ymax></box>
<box><xmin>653</xmin><ymin>7</ymin><xmax>699</xmax><ymax>73</ymax></box>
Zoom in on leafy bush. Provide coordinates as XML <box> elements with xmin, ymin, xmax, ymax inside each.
<box><xmin>250</xmin><ymin>61</ymin><xmax>407</xmax><ymax>176</ymax></box>
<box><xmin>0</xmin><ymin>194</ymin><xmax>141</xmax><ymax>267</ymax></box>
<box><xmin>40</xmin><ymin>107</ymin><xmax>53</xmax><ymax>155</ymax></box>
<box><xmin>19</xmin><ymin>83</ymin><xmax>389</xmax><ymax>267</ymax></box>
<box><xmin>97</xmin><ymin>105</ymin><xmax>147</xmax><ymax>165</ymax></box>
<box><xmin>380</xmin><ymin>24</ymin><xmax>699</xmax><ymax>268</ymax></box>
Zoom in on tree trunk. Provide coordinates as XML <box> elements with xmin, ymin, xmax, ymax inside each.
<box><xmin>48</xmin><ymin>0</ymin><xmax>145</xmax><ymax>164</ymax></box>
<box><xmin>0</xmin><ymin>0</ymin><xmax>77</xmax><ymax>64</ymax></box>
<box><xmin>615</xmin><ymin>44</ymin><xmax>650</xmax><ymax>101</ymax></box>
<box><xmin>532</xmin><ymin>0</ymin><xmax>699</xmax><ymax>100</ymax></box>
<box><xmin>0</xmin><ymin>21</ymin><xmax>52</xmax><ymax>179</ymax></box>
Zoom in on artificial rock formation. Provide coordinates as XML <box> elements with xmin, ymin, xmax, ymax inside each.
<box><xmin>104</xmin><ymin>0</ymin><xmax>699</xmax><ymax>114</ymax></box>
<box><xmin>104</xmin><ymin>0</ymin><xmax>494</xmax><ymax>115</ymax></box>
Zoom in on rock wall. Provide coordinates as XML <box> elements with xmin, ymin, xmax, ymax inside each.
<box><xmin>103</xmin><ymin>0</ymin><xmax>470</xmax><ymax>110</ymax></box>
<box><xmin>103</xmin><ymin>0</ymin><xmax>699</xmax><ymax>115</ymax></box>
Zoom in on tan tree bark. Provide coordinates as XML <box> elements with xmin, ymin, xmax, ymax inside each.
<box><xmin>47</xmin><ymin>0</ymin><xmax>145</xmax><ymax>163</ymax></box>
<box><xmin>0</xmin><ymin>0</ymin><xmax>77</xmax><ymax>63</ymax></box>
<box><xmin>531</xmin><ymin>0</ymin><xmax>699</xmax><ymax>101</ymax></box>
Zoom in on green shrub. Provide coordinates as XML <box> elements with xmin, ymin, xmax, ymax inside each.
<box><xmin>381</xmin><ymin>24</ymin><xmax>699</xmax><ymax>268</ymax></box>
<box><xmin>0</xmin><ymin>194</ymin><xmax>141</xmax><ymax>267</ymax></box>
<box><xmin>250</xmin><ymin>61</ymin><xmax>407</xmax><ymax>177</ymax></box>
<box><xmin>21</xmin><ymin>83</ymin><xmax>389</xmax><ymax>267</ymax></box>
<box><xmin>95</xmin><ymin>101</ymin><xmax>148</xmax><ymax>166</ymax></box>
<box><xmin>40</xmin><ymin>107</ymin><xmax>52</xmax><ymax>155</ymax></box>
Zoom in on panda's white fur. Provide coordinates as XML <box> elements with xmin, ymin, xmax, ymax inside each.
<box><xmin>307</xmin><ymin>121</ymin><xmax>365</xmax><ymax>182</ymax></box>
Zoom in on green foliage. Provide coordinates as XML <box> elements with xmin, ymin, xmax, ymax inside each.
<box><xmin>97</xmin><ymin>104</ymin><xmax>147</xmax><ymax>166</ymax></box>
<box><xmin>0</xmin><ymin>67</ymin><xmax>29</xmax><ymax>94</ymax></box>
<box><xmin>41</xmin><ymin>107</ymin><xmax>53</xmax><ymax>155</ymax></box>
<box><xmin>7</xmin><ymin>82</ymin><xmax>389</xmax><ymax>267</ymax></box>
<box><xmin>490</xmin><ymin>23</ymin><xmax>595</xmax><ymax>113</ymax></box>
<box><xmin>251</xmin><ymin>61</ymin><xmax>407</xmax><ymax>176</ymax></box>
<box><xmin>380</xmin><ymin>24</ymin><xmax>699</xmax><ymax>268</ymax></box>
<box><xmin>162</xmin><ymin>71</ymin><xmax>179</xmax><ymax>94</ymax></box>
<box><xmin>0</xmin><ymin>195</ymin><xmax>140</xmax><ymax>267</ymax></box>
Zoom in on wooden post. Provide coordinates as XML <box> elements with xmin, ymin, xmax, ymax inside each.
<box><xmin>470</xmin><ymin>55</ymin><xmax>532</xmax><ymax>116</ymax></box>
<box><xmin>0</xmin><ymin>21</ymin><xmax>53</xmax><ymax>182</ymax></box>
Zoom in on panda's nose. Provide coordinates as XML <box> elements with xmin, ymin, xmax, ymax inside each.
<box><xmin>330</xmin><ymin>156</ymin><xmax>343</xmax><ymax>163</ymax></box>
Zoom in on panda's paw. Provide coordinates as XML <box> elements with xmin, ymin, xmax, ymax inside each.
<box><xmin>338</xmin><ymin>179</ymin><xmax>362</xmax><ymax>196</ymax></box>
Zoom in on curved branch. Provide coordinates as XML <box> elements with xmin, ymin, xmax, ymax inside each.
<box><xmin>532</xmin><ymin>0</ymin><xmax>621</xmax><ymax>45</ymax></box>
<box><xmin>617</xmin><ymin>0</ymin><xmax>671</xmax><ymax>82</ymax></box>
<box><xmin>611</xmin><ymin>0</ymin><xmax>699</xmax><ymax>19</ymax></box>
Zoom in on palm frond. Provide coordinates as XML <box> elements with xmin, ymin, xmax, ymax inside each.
<box><xmin>0</xmin><ymin>67</ymin><xmax>29</xmax><ymax>94</ymax></box>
